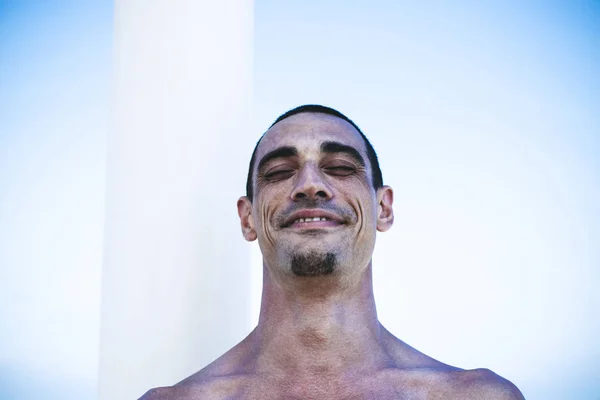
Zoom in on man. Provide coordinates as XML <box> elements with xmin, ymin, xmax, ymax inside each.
<box><xmin>141</xmin><ymin>105</ymin><xmax>525</xmax><ymax>399</ymax></box>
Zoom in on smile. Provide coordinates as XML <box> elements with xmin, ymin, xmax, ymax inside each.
<box><xmin>281</xmin><ymin>209</ymin><xmax>346</xmax><ymax>228</ymax></box>
<box><xmin>292</xmin><ymin>217</ymin><xmax>331</xmax><ymax>224</ymax></box>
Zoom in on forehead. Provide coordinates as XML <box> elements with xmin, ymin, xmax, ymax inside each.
<box><xmin>256</xmin><ymin>112</ymin><xmax>366</xmax><ymax>161</ymax></box>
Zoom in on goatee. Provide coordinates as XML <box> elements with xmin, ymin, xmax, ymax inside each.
<box><xmin>291</xmin><ymin>252</ymin><xmax>336</xmax><ymax>276</ymax></box>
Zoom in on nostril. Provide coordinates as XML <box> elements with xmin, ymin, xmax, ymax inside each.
<box><xmin>294</xmin><ymin>192</ymin><xmax>307</xmax><ymax>199</ymax></box>
<box><xmin>316</xmin><ymin>190</ymin><xmax>328</xmax><ymax>198</ymax></box>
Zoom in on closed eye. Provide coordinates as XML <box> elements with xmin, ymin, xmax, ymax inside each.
<box><xmin>264</xmin><ymin>169</ymin><xmax>295</xmax><ymax>181</ymax></box>
<box><xmin>323</xmin><ymin>165</ymin><xmax>356</xmax><ymax>176</ymax></box>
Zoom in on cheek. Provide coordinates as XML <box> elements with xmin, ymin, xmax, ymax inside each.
<box><xmin>340</xmin><ymin>185</ymin><xmax>377</xmax><ymax>222</ymax></box>
<box><xmin>255</xmin><ymin>196</ymin><xmax>279</xmax><ymax>234</ymax></box>
<box><xmin>256</xmin><ymin>185</ymin><xmax>290</xmax><ymax>216</ymax></box>
<box><xmin>255</xmin><ymin>202</ymin><xmax>269</xmax><ymax>232</ymax></box>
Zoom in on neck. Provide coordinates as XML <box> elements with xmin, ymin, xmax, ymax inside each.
<box><xmin>248</xmin><ymin>262</ymin><xmax>394</xmax><ymax>378</ymax></box>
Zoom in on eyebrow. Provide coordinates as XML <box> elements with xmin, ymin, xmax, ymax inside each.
<box><xmin>256</xmin><ymin>141</ymin><xmax>366</xmax><ymax>175</ymax></box>
<box><xmin>321</xmin><ymin>141</ymin><xmax>365</xmax><ymax>167</ymax></box>
<box><xmin>257</xmin><ymin>146</ymin><xmax>299</xmax><ymax>174</ymax></box>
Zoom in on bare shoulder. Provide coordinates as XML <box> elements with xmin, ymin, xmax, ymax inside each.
<box><xmin>382</xmin><ymin>330</ymin><xmax>524</xmax><ymax>399</ymax></box>
<box><xmin>138</xmin><ymin>353</ymin><xmax>255</xmax><ymax>399</ymax></box>
<box><xmin>138</xmin><ymin>385</ymin><xmax>189</xmax><ymax>400</ymax></box>
<box><xmin>387</xmin><ymin>366</ymin><xmax>524</xmax><ymax>400</ymax></box>
<box><xmin>450</xmin><ymin>368</ymin><xmax>525</xmax><ymax>400</ymax></box>
<box><xmin>138</xmin><ymin>334</ymin><xmax>257</xmax><ymax>399</ymax></box>
<box><xmin>138</xmin><ymin>373</ymin><xmax>250</xmax><ymax>400</ymax></box>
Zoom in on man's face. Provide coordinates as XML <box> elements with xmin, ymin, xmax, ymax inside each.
<box><xmin>238</xmin><ymin>112</ymin><xmax>393</xmax><ymax>278</ymax></box>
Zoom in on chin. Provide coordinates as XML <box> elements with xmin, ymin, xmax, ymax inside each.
<box><xmin>290</xmin><ymin>251</ymin><xmax>337</xmax><ymax>276</ymax></box>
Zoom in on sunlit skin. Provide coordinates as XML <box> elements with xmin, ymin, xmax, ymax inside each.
<box><xmin>140</xmin><ymin>112</ymin><xmax>525</xmax><ymax>399</ymax></box>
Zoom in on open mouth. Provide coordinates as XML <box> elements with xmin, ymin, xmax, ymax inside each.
<box><xmin>288</xmin><ymin>219</ymin><xmax>342</xmax><ymax>229</ymax></box>
<box><xmin>282</xmin><ymin>210</ymin><xmax>345</xmax><ymax>229</ymax></box>
<box><xmin>291</xmin><ymin>217</ymin><xmax>331</xmax><ymax>224</ymax></box>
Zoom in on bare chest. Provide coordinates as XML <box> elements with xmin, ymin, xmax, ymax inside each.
<box><xmin>199</xmin><ymin>373</ymin><xmax>453</xmax><ymax>400</ymax></box>
<box><xmin>237</xmin><ymin>387</ymin><xmax>430</xmax><ymax>400</ymax></box>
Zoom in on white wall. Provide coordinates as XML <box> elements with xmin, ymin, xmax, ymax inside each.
<box><xmin>99</xmin><ymin>1</ymin><xmax>253</xmax><ymax>399</ymax></box>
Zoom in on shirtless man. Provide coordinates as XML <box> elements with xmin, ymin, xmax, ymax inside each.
<box><xmin>140</xmin><ymin>105</ymin><xmax>525</xmax><ymax>399</ymax></box>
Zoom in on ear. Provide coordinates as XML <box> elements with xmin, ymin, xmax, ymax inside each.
<box><xmin>237</xmin><ymin>196</ymin><xmax>257</xmax><ymax>241</ymax></box>
<box><xmin>376</xmin><ymin>186</ymin><xmax>394</xmax><ymax>232</ymax></box>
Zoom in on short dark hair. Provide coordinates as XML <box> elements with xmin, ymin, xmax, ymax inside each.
<box><xmin>245</xmin><ymin>104</ymin><xmax>383</xmax><ymax>200</ymax></box>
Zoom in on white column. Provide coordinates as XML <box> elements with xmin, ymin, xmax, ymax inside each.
<box><xmin>99</xmin><ymin>1</ymin><xmax>254</xmax><ymax>399</ymax></box>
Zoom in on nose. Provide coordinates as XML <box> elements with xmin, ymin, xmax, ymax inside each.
<box><xmin>290</xmin><ymin>162</ymin><xmax>333</xmax><ymax>201</ymax></box>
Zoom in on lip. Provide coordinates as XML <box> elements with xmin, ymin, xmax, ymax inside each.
<box><xmin>282</xmin><ymin>209</ymin><xmax>346</xmax><ymax>228</ymax></box>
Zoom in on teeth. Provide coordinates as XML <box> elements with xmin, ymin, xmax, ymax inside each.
<box><xmin>294</xmin><ymin>217</ymin><xmax>329</xmax><ymax>224</ymax></box>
